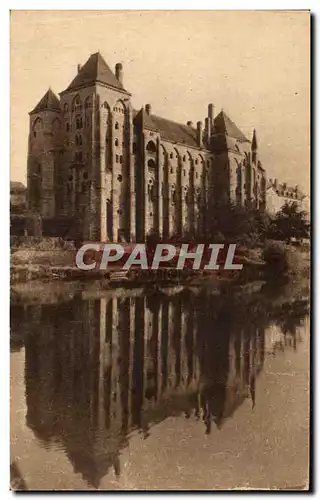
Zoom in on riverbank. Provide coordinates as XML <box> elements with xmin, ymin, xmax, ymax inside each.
<box><xmin>10</xmin><ymin>239</ymin><xmax>309</xmax><ymax>288</ymax></box>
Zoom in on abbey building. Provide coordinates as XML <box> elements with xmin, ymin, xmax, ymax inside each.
<box><xmin>27</xmin><ymin>52</ymin><xmax>266</xmax><ymax>242</ymax></box>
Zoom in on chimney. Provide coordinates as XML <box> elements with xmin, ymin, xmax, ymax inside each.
<box><xmin>205</xmin><ymin>116</ymin><xmax>212</xmax><ymax>143</ymax></box>
<box><xmin>77</xmin><ymin>64</ymin><xmax>82</xmax><ymax>73</ymax></box>
<box><xmin>208</xmin><ymin>103</ymin><xmax>215</xmax><ymax>121</ymax></box>
<box><xmin>145</xmin><ymin>104</ymin><xmax>152</xmax><ymax>115</ymax></box>
<box><xmin>187</xmin><ymin>121</ymin><xmax>193</xmax><ymax>127</ymax></box>
<box><xmin>115</xmin><ymin>63</ymin><xmax>123</xmax><ymax>85</ymax></box>
<box><xmin>197</xmin><ymin>121</ymin><xmax>203</xmax><ymax>147</ymax></box>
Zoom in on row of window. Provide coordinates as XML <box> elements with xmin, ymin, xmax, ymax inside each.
<box><xmin>64</xmin><ymin>96</ymin><xmax>92</xmax><ymax>114</ymax></box>
<box><xmin>102</xmin><ymin>102</ymin><xmax>125</xmax><ymax>113</ymax></box>
<box><xmin>65</xmin><ymin>97</ymin><xmax>126</xmax><ymax>113</ymax></box>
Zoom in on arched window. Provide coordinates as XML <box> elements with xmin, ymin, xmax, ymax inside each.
<box><xmin>72</xmin><ymin>94</ymin><xmax>82</xmax><ymax>112</ymax></box>
<box><xmin>146</xmin><ymin>141</ymin><xmax>156</xmax><ymax>154</ymax></box>
<box><xmin>52</xmin><ymin>118</ymin><xmax>61</xmax><ymax>131</ymax></box>
<box><xmin>115</xmin><ymin>122</ymin><xmax>119</xmax><ymax>130</ymax></box>
<box><xmin>116</xmin><ymin>155</ymin><xmax>119</xmax><ymax>163</ymax></box>
<box><xmin>115</xmin><ymin>138</ymin><xmax>119</xmax><ymax>147</ymax></box>
<box><xmin>170</xmin><ymin>153</ymin><xmax>173</xmax><ymax>159</ymax></box>
<box><xmin>133</xmin><ymin>143</ymin><xmax>137</xmax><ymax>154</ymax></box>
<box><xmin>120</xmin><ymin>155</ymin><xmax>123</xmax><ymax>164</ymax></box>
<box><xmin>32</xmin><ymin>117</ymin><xmax>43</xmax><ymax>137</ymax></box>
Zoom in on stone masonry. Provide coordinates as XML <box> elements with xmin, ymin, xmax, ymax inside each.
<box><xmin>27</xmin><ymin>52</ymin><xmax>267</xmax><ymax>242</ymax></box>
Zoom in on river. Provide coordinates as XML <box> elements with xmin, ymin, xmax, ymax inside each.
<box><xmin>10</xmin><ymin>279</ymin><xmax>310</xmax><ymax>490</ymax></box>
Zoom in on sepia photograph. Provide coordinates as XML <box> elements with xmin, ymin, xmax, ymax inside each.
<box><xmin>10</xmin><ymin>10</ymin><xmax>310</xmax><ymax>491</ymax></box>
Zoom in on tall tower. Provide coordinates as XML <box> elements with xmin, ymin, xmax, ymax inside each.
<box><xmin>59</xmin><ymin>52</ymin><xmax>134</xmax><ymax>242</ymax></box>
<box><xmin>27</xmin><ymin>89</ymin><xmax>62</xmax><ymax>218</ymax></box>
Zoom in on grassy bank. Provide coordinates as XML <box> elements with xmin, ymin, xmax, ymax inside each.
<box><xmin>10</xmin><ymin>240</ymin><xmax>309</xmax><ymax>287</ymax></box>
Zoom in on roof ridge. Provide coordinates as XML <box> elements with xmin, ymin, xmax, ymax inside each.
<box><xmin>30</xmin><ymin>88</ymin><xmax>61</xmax><ymax>114</ymax></box>
<box><xmin>64</xmin><ymin>52</ymin><xmax>129</xmax><ymax>94</ymax></box>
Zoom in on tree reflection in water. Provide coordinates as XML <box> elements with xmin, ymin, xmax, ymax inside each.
<box><xmin>11</xmin><ymin>281</ymin><xmax>309</xmax><ymax>488</ymax></box>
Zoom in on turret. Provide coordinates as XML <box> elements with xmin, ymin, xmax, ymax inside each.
<box><xmin>252</xmin><ymin>129</ymin><xmax>258</xmax><ymax>164</ymax></box>
<box><xmin>27</xmin><ymin>88</ymin><xmax>62</xmax><ymax>217</ymax></box>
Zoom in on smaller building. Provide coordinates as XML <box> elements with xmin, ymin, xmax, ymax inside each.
<box><xmin>266</xmin><ymin>178</ymin><xmax>309</xmax><ymax>217</ymax></box>
<box><xmin>10</xmin><ymin>181</ymin><xmax>26</xmax><ymax>209</ymax></box>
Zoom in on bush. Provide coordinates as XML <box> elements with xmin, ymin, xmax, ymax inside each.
<box><xmin>262</xmin><ymin>240</ymin><xmax>300</xmax><ymax>276</ymax></box>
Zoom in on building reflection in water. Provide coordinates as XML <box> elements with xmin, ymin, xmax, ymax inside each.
<box><xmin>12</xmin><ymin>286</ymin><xmax>308</xmax><ymax>488</ymax></box>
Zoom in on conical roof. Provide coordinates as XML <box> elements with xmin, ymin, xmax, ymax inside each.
<box><xmin>252</xmin><ymin>128</ymin><xmax>258</xmax><ymax>150</ymax></box>
<box><xmin>30</xmin><ymin>88</ymin><xmax>61</xmax><ymax>114</ymax></box>
<box><xmin>64</xmin><ymin>52</ymin><xmax>128</xmax><ymax>93</ymax></box>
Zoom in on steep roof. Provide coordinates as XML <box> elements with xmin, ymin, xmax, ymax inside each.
<box><xmin>30</xmin><ymin>88</ymin><xmax>61</xmax><ymax>114</ymax></box>
<box><xmin>134</xmin><ymin>108</ymin><xmax>199</xmax><ymax>148</ymax></box>
<box><xmin>64</xmin><ymin>52</ymin><xmax>129</xmax><ymax>94</ymax></box>
<box><xmin>252</xmin><ymin>128</ymin><xmax>258</xmax><ymax>150</ymax></box>
<box><xmin>214</xmin><ymin>110</ymin><xmax>250</xmax><ymax>143</ymax></box>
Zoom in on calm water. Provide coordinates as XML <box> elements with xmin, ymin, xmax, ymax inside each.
<box><xmin>10</xmin><ymin>281</ymin><xmax>310</xmax><ymax>490</ymax></box>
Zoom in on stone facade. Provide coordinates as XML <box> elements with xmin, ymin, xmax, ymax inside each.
<box><xmin>27</xmin><ymin>52</ymin><xmax>267</xmax><ymax>242</ymax></box>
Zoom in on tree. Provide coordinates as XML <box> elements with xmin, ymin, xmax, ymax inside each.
<box><xmin>206</xmin><ymin>202</ymin><xmax>272</xmax><ymax>246</ymax></box>
<box><xmin>270</xmin><ymin>202</ymin><xmax>310</xmax><ymax>243</ymax></box>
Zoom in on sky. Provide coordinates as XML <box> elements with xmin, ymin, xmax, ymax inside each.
<box><xmin>10</xmin><ymin>10</ymin><xmax>310</xmax><ymax>193</ymax></box>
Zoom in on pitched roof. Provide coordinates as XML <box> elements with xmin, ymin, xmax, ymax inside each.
<box><xmin>135</xmin><ymin>108</ymin><xmax>199</xmax><ymax>148</ymax></box>
<box><xmin>30</xmin><ymin>88</ymin><xmax>61</xmax><ymax>114</ymax></box>
<box><xmin>214</xmin><ymin>110</ymin><xmax>250</xmax><ymax>142</ymax></box>
<box><xmin>65</xmin><ymin>52</ymin><xmax>128</xmax><ymax>93</ymax></box>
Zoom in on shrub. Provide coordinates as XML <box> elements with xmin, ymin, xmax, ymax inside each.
<box><xmin>262</xmin><ymin>240</ymin><xmax>300</xmax><ymax>276</ymax></box>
